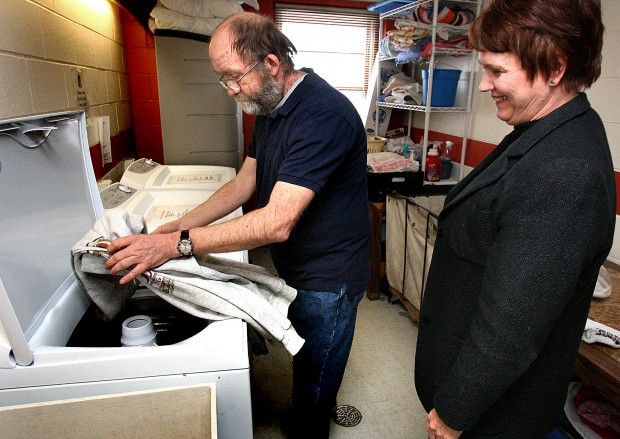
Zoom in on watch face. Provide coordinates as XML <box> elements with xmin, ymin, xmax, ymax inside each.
<box><xmin>178</xmin><ymin>241</ymin><xmax>192</xmax><ymax>255</ymax></box>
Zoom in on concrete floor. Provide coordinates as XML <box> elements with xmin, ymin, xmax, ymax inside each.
<box><xmin>248</xmin><ymin>247</ymin><xmax>428</xmax><ymax>439</ymax></box>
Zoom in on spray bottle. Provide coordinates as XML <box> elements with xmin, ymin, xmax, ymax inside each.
<box><xmin>440</xmin><ymin>140</ymin><xmax>453</xmax><ymax>180</ymax></box>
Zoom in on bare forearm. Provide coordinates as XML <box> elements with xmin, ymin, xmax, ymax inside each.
<box><xmin>190</xmin><ymin>206</ymin><xmax>284</xmax><ymax>254</ymax></box>
<box><xmin>189</xmin><ymin>181</ymin><xmax>313</xmax><ymax>254</ymax></box>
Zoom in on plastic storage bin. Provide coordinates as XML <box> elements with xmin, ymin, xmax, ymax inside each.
<box><xmin>422</xmin><ymin>69</ymin><xmax>462</xmax><ymax>107</ymax></box>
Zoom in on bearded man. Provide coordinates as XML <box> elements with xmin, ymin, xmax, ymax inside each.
<box><xmin>105</xmin><ymin>12</ymin><xmax>371</xmax><ymax>439</ymax></box>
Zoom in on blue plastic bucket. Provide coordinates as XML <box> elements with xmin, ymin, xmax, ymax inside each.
<box><xmin>422</xmin><ymin>69</ymin><xmax>462</xmax><ymax>107</ymax></box>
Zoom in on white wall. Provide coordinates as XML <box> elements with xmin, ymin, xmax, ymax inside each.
<box><xmin>415</xmin><ymin>0</ymin><xmax>620</xmax><ymax>263</ymax></box>
<box><xmin>0</xmin><ymin>0</ymin><xmax>131</xmax><ymax>146</ymax></box>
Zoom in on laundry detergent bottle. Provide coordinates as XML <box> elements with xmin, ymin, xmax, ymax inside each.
<box><xmin>425</xmin><ymin>147</ymin><xmax>441</xmax><ymax>182</ymax></box>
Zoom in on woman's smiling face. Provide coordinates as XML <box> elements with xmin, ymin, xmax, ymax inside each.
<box><xmin>478</xmin><ymin>51</ymin><xmax>557</xmax><ymax>126</ymax></box>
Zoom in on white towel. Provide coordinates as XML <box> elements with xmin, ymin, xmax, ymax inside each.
<box><xmin>71</xmin><ymin>211</ymin><xmax>304</xmax><ymax>355</ymax></box>
<box><xmin>159</xmin><ymin>0</ymin><xmax>244</xmax><ymax>18</ymax></box>
<box><xmin>149</xmin><ymin>0</ymin><xmax>259</xmax><ymax>35</ymax></box>
<box><xmin>593</xmin><ymin>265</ymin><xmax>612</xmax><ymax>298</ymax></box>
<box><xmin>149</xmin><ymin>6</ymin><xmax>224</xmax><ymax>36</ymax></box>
<box><xmin>582</xmin><ymin>318</ymin><xmax>620</xmax><ymax>348</ymax></box>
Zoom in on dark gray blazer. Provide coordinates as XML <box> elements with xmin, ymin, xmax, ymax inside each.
<box><xmin>414</xmin><ymin>93</ymin><xmax>616</xmax><ymax>439</ymax></box>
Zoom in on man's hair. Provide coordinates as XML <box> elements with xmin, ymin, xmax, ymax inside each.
<box><xmin>469</xmin><ymin>0</ymin><xmax>604</xmax><ymax>93</ymax></box>
<box><xmin>221</xmin><ymin>13</ymin><xmax>297</xmax><ymax>73</ymax></box>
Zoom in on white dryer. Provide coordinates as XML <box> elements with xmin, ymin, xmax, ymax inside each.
<box><xmin>120</xmin><ymin>158</ymin><xmax>237</xmax><ymax>192</ymax></box>
<box><xmin>0</xmin><ymin>111</ymin><xmax>253</xmax><ymax>439</ymax></box>
<box><xmin>100</xmin><ymin>178</ymin><xmax>245</xmax><ymax>263</ymax></box>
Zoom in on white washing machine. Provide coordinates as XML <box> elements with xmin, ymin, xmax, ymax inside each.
<box><xmin>0</xmin><ymin>111</ymin><xmax>253</xmax><ymax>438</ymax></box>
<box><xmin>100</xmin><ymin>177</ymin><xmax>245</xmax><ymax>263</ymax></box>
<box><xmin>120</xmin><ymin>158</ymin><xmax>237</xmax><ymax>192</ymax></box>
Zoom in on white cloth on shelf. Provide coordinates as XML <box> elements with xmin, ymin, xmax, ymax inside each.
<box><xmin>71</xmin><ymin>210</ymin><xmax>304</xmax><ymax>355</ymax></box>
<box><xmin>367</xmin><ymin>157</ymin><xmax>419</xmax><ymax>173</ymax></box>
<box><xmin>385</xmin><ymin>85</ymin><xmax>423</xmax><ymax>105</ymax></box>
<box><xmin>367</xmin><ymin>152</ymin><xmax>403</xmax><ymax>163</ymax></box>
<box><xmin>149</xmin><ymin>6</ymin><xmax>224</xmax><ymax>36</ymax></box>
<box><xmin>148</xmin><ymin>0</ymin><xmax>259</xmax><ymax>36</ymax></box>
<box><xmin>159</xmin><ymin>0</ymin><xmax>245</xmax><ymax>18</ymax></box>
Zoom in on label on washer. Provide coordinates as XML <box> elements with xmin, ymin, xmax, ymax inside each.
<box><xmin>165</xmin><ymin>173</ymin><xmax>222</xmax><ymax>185</ymax></box>
<box><xmin>148</xmin><ymin>205</ymin><xmax>196</xmax><ymax>222</ymax></box>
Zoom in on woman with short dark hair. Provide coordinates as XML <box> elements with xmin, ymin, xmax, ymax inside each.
<box><xmin>414</xmin><ymin>1</ymin><xmax>615</xmax><ymax>438</ymax></box>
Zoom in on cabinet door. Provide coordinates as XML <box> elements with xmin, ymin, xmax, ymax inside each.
<box><xmin>155</xmin><ymin>35</ymin><xmax>242</xmax><ymax>168</ymax></box>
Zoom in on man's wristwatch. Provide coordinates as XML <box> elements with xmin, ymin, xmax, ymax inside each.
<box><xmin>177</xmin><ymin>230</ymin><xmax>194</xmax><ymax>257</ymax></box>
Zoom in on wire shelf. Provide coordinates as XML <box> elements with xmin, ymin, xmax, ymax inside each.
<box><xmin>377</xmin><ymin>102</ymin><xmax>468</xmax><ymax>112</ymax></box>
<box><xmin>379</xmin><ymin>0</ymin><xmax>479</xmax><ymax>20</ymax></box>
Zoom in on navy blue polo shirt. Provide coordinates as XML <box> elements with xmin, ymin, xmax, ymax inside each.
<box><xmin>248</xmin><ymin>70</ymin><xmax>371</xmax><ymax>294</ymax></box>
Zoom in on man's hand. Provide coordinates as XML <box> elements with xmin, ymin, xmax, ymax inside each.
<box><xmin>104</xmin><ymin>233</ymin><xmax>179</xmax><ymax>284</ymax></box>
<box><xmin>426</xmin><ymin>409</ymin><xmax>462</xmax><ymax>439</ymax></box>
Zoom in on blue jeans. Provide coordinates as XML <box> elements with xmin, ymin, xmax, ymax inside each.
<box><xmin>286</xmin><ymin>284</ymin><xmax>365</xmax><ymax>439</ymax></box>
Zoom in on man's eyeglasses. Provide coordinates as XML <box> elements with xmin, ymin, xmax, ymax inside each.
<box><xmin>219</xmin><ymin>61</ymin><xmax>260</xmax><ymax>92</ymax></box>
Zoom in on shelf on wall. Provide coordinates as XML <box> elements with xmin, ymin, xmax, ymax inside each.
<box><xmin>374</xmin><ymin>0</ymin><xmax>482</xmax><ymax>184</ymax></box>
<box><xmin>378</xmin><ymin>102</ymin><xmax>468</xmax><ymax>112</ymax></box>
<box><xmin>380</xmin><ymin>0</ymin><xmax>480</xmax><ymax>20</ymax></box>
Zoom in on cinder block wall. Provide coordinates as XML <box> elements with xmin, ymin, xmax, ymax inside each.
<box><xmin>0</xmin><ymin>0</ymin><xmax>134</xmax><ymax>179</ymax></box>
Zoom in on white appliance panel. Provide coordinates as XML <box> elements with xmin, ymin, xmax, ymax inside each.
<box><xmin>121</xmin><ymin>158</ymin><xmax>236</xmax><ymax>192</ymax></box>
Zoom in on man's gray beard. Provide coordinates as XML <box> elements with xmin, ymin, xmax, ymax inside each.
<box><xmin>235</xmin><ymin>71</ymin><xmax>284</xmax><ymax>115</ymax></box>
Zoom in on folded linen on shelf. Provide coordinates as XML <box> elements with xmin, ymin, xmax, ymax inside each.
<box><xmin>395</xmin><ymin>19</ymin><xmax>470</xmax><ymax>40</ymax></box>
<box><xmin>385</xmin><ymin>85</ymin><xmax>423</xmax><ymax>105</ymax></box>
<box><xmin>149</xmin><ymin>0</ymin><xmax>259</xmax><ymax>36</ymax></box>
<box><xmin>149</xmin><ymin>6</ymin><xmax>223</xmax><ymax>35</ymax></box>
<box><xmin>383</xmin><ymin>72</ymin><xmax>416</xmax><ymax>94</ymax></box>
<box><xmin>159</xmin><ymin>0</ymin><xmax>251</xmax><ymax>18</ymax></box>
<box><xmin>366</xmin><ymin>154</ymin><xmax>420</xmax><ymax>173</ymax></box>
<box><xmin>410</xmin><ymin>4</ymin><xmax>475</xmax><ymax>26</ymax></box>
<box><xmin>71</xmin><ymin>210</ymin><xmax>304</xmax><ymax>355</ymax></box>
<box><xmin>419</xmin><ymin>35</ymin><xmax>472</xmax><ymax>58</ymax></box>
<box><xmin>367</xmin><ymin>152</ymin><xmax>403</xmax><ymax>162</ymax></box>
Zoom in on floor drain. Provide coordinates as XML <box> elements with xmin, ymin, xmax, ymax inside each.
<box><xmin>332</xmin><ymin>405</ymin><xmax>362</xmax><ymax>427</ymax></box>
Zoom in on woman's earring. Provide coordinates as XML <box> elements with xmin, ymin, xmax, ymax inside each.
<box><xmin>549</xmin><ymin>79</ymin><xmax>556</xmax><ymax>85</ymax></box>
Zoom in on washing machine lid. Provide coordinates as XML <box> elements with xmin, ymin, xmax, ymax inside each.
<box><xmin>120</xmin><ymin>158</ymin><xmax>236</xmax><ymax>191</ymax></box>
<box><xmin>0</xmin><ymin>111</ymin><xmax>102</xmax><ymax>367</ymax></box>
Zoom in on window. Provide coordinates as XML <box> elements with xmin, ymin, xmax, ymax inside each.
<box><xmin>275</xmin><ymin>4</ymin><xmax>379</xmax><ymax>118</ymax></box>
